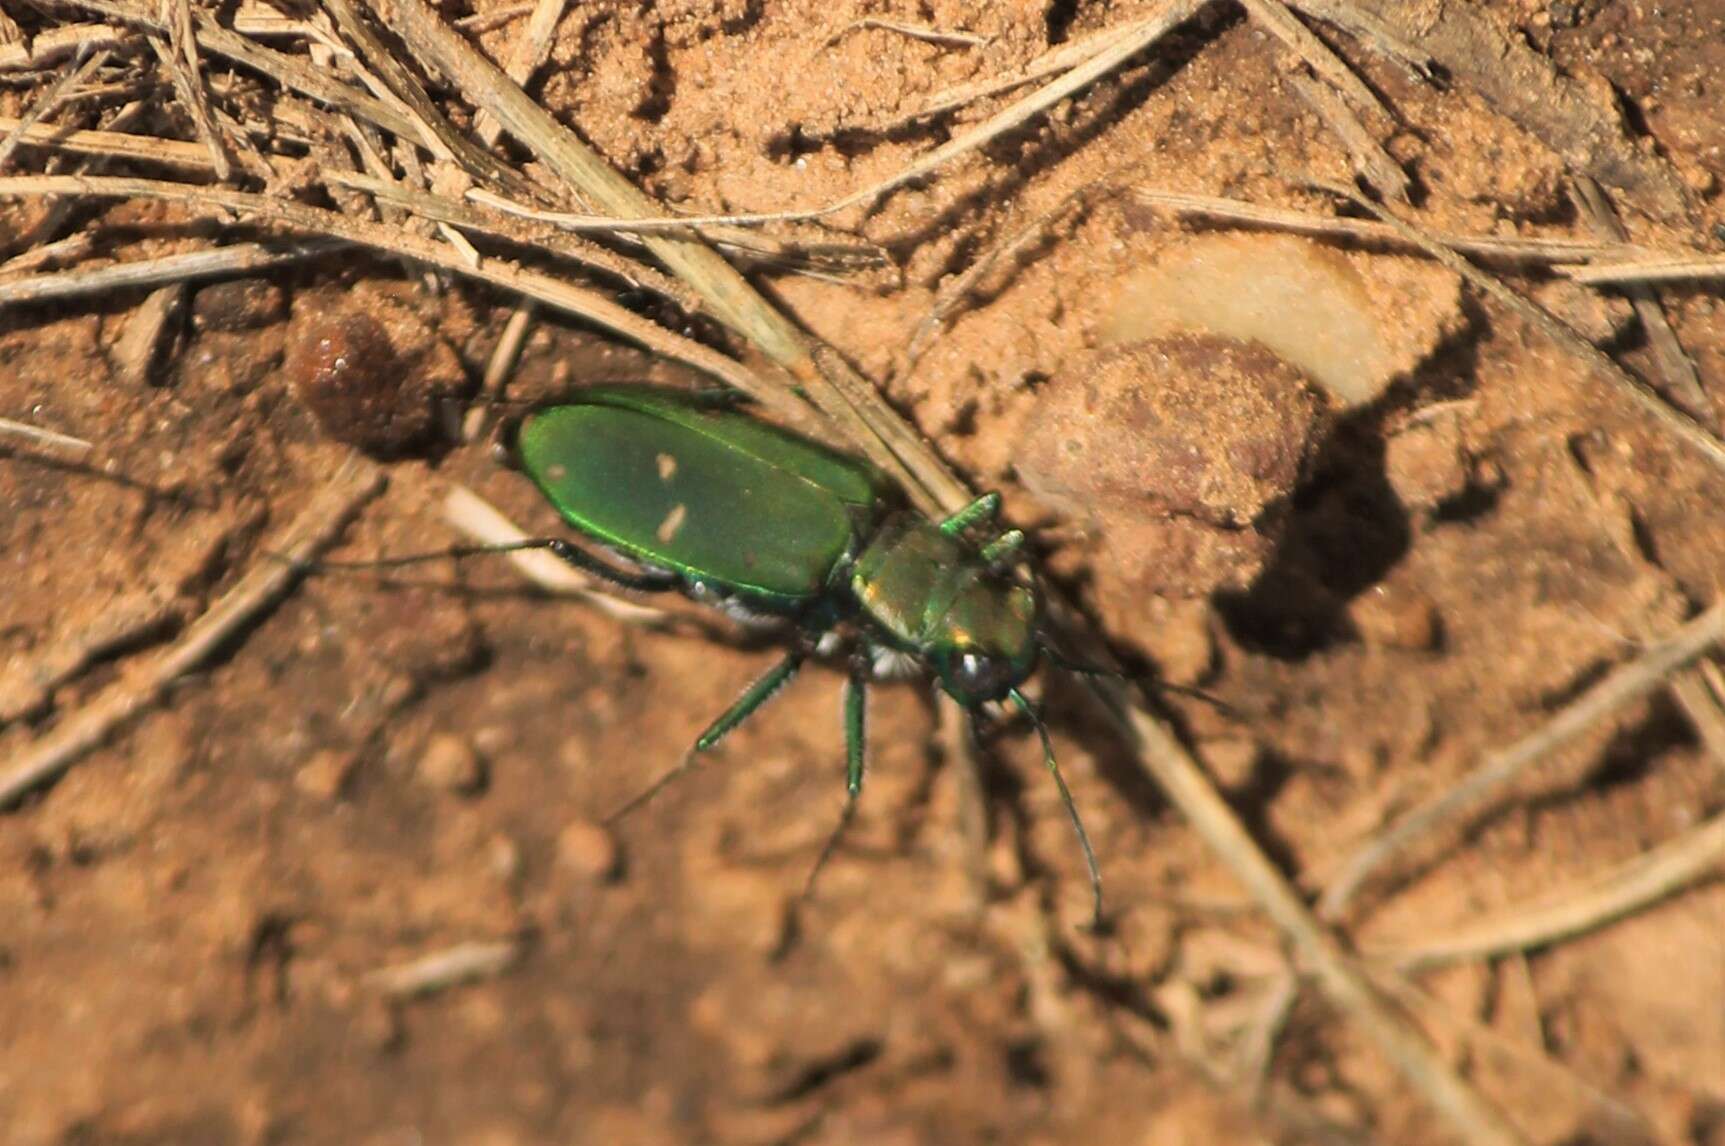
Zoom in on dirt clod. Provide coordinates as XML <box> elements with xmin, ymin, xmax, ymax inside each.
<box><xmin>1019</xmin><ymin>336</ymin><xmax>1323</xmax><ymax>615</ymax></box>
<box><xmin>417</xmin><ymin>734</ymin><xmax>487</xmax><ymax>797</ymax></box>
<box><xmin>191</xmin><ymin>280</ymin><xmax>288</xmax><ymax>332</ymax></box>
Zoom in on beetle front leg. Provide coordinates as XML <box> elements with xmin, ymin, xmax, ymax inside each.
<box><xmin>937</xmin><ymin>492</ymin><xmax>1002</xmax><ymax>536</ymax></box>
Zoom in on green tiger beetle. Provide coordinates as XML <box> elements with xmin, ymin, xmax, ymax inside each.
<box><xmin>377</xmin><ymin>386</ymin><xmax>1104</xmax><ymax>923</ymax></box>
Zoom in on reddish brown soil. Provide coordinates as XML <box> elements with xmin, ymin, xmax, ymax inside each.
<box><xmin>2</xmin><ymin>3</ymin><xmax>1724</xmax><ymax>1144</ymax></box>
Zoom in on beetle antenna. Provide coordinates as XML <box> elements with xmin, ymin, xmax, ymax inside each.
<box><xmin>285</xmin><ymin>538</ymin><xmax>679</xmax><ymax>594</ymax></box>
<box><xmin>1041</xmin><ymin>643</ymin><xmax>1237</xmax><ymax>717</ymax></box>
<box><xmin>1008</xmin><ymin>688</ymin><xmax>1104</xmax><ymax>930</ymax></box>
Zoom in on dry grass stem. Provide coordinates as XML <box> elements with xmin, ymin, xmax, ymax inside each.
<box><xmin>473</xmin><ymin>0</ymin><xmax>567</xmax><ymax>147</ymax></box>
<box><xmin>1129</xmin><ymin>186</ymin><xmax>1641</xmax><ymax>263</ymax></box>
<box><xmin>1671</xmin><ymin>671</ymin><xmax>1725</xmax><ymax>770</ymax></box>
<box><xmin>454</xmin><ymin>4</ymin><xmax>535</xmax><ymax>33</ymax></box>
<box><xmin>0</xmin><ymin>25</ymin><xmax>133</xmax><ymax>72</ymax></box>
<box><xmin>1565</xmin><ymin>255</ymin><xmax>1725</xmax><ymax>286</ymax></box>
<box><xmin>325</xmin><ymin>170</ymin><xmax>701</xmax><ymax>311</ymax></box>
<box><xmin>0</xmin><ymin>115</ymin><xmax>219</xmax><ymax>171</ymax></box>
<box><xmin>903</xmin><ymin>11</ymin><xmax>1164</xmax><ymax>124</ymax></box>
<box><xmin>1321</xmin><ymin>183</ymin><xmax>1725</xmax><ymax>476</ymax></box>
<box><xmin>1117</xmin><ymin>701</ymin><xmax>1529</xmax><ymax>1146</ymax></box>
<box><xmin>1287</xmin><ymin>71</ymin><xmax>1408</xmax><ymax>201</ymax></box>
<box><xmin>0</xmin><ymin>239</ymin><xmax>346</xmax><ymax>306</ymax></box>
<box><xmin>823</xmin><ymin>0</ymin><xmax>1209</xmax><ymax>221</ymax></box>
<box><xmin>1281</xmin><ymin>0</ymin><xmax>1435</xmax><ymax>78</ymax></box>
<box><xmin>441</xmin><ymin>485</ymin><xmax>672</xmax><ymax>627</ymax></box>
<box><xmin>0</xmin><ymin>595</ymin><xmax>181</xmax><ymax>726</ymax></box>
<box><xmin>0</xmin><ymin>454</ymin><xmax>385</xmax><ymax>807</ymax></box>
<box><xmin>829</xmin><ymin>19</ymin><xmax>990</xmax><ymax>49</ymax></box>
<box><xmin>58</xmin><ymin>0</ymin><xmax>425</xmax><ymax>142</ymax></box>
<box><xmin>368</xmin><ymin>939</ymin><xmax>522</xmax><ymax>999</ymax></box>
<box><xmin>463</xmin><ymin>299</ymin><xmax>536</xmax><ymax>441</ymax></box>
<box><xmin>1243</xmin><ymin>0</ymin><xmax>1389</xmax><ymax>120</ymax></box>
<box><xmin>1370</xmin><ymin>811</ymin><xmax>1725</xmax><ymax>970</ymax></box>
<box><xmin>0</xmin><ymin>415</ymin><xmax>95</xmax><ymax>459</ymax></box>
<box><xmin>1322</xmin><ymin>598</ymin><xmax>1725</xmax><ymax>916</ymax></box>
<box><xmin>0</xmin><ymin>174</ymin><xmax>768</xmax><ymax>397</ymax></box>
<box><xmin>322</xmin><ymin>0</ymin><xmax>540</xmax><ymax>201</ymax></box>
<box><xmin>907</xmin><ymin>183</ymin><xmax>1096</xmax><ymax>365</ymax></box>
<box><xmin>1370</xmin><ymin>970</ymin><xmax>1660</xmax><ymax>1139</ymax></box>
<box><xmin>157</xmin><ymin>0</ymin><xmax>232</xmax><ymax>180</ymax></box>
<box><xmin>1573</xmin><ymin>177</ymin><xmax>1713</xmax><ymax>426</ymax></box>
<box><xmin>0</xmin><ymin>9</ymin><xmax>21</xmax><ymax>45</ymax></box>
<box><xmin>0</xmin><ymin>44</ymin><xmax>109</xmax><ymax>172</ymax></box>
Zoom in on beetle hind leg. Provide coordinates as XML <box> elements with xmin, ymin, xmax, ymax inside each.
<box><xmin>605</xmin><ymin>649</ymin><xmax>805</xmax><ymax>823</ymax></box>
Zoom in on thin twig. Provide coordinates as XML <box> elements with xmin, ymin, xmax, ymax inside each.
<box><xmin>0</xmin><ymin>44</ymin><xmax>109</xmax><ymax>172</ymax></box>
<box><xmin>1287</xmin><ymin>71</ymin><xmax>1408</xmax><ymax>201</ymax></box>
<box><xmin>1280</xmin><ymin>0</ymin><xmax>1435</xmax><ymax>80</ymax></box>
<box><xmin>1242</xmin><ymin>0</ymin><xmax>1389</xmax><ymax>120</ymax></box>
<box><xmin>1573</xmin><ymin>177</ymin><xmax>1713</xmax><ymax>426</ymax></box>
<box><xmin>0</xmin><ymin>595</ymin><xmax>181</xmax><ymax>725</ymax></box>
<box><xmin>441</xmin><ymin>486</ymin><xmax>671</xmax><ymax>628</ymax></box>
<box><xmin>1321</xmin><ymin>599</ymin><xmax>1725</xmax><ymax>915</ymax></box>
<box><xmin>0</xmin><ymin>239</ymin><xmax>347</xmax><ymax>306</ymax></box>
<box><xmin>1368</xmin><ymin>811</ymin><xmax>1725</xmax><ymax>970</ymax></box>
<box><xmin>463</xmin><ymin>299</ymin><xmax>535</xmax><ymax>441</ymax></box>
<box><xmin>0</xmin><ymin>25</ymin><xmax>133</xmax><ymax>73</ymax></box>
<box><xmin>368</xmin><ymin>939</ymin><xmax>521</xmax><ymax>999</ymax></box>
<box><xmin>897</xmin><ymin>13</ymin><xmax>1155</xmax><ymax>125</ymax></box>
<box><xmin>1129</xmin><ymin>186</ymin><xmax>1643</xmax><ymax>263</ymax></box>
<box><xmin>326</xmin><ymin>171</ymin><xmax>698</xmax><ymax>307</ymax></box>
<box><xmin>1317</xmin><ymin>182</ymin><xmax>1725</xmax><ymax>476</ymax></box>
<box><xmin>0</xmin><ymin>455</ymin><xmax>385</xmax><ymax>807</ymax></box>
<box><xmin>0</xmin><ymin>114</ymin><xmax>216</xmax><ymax>171</ymax></box>
<box><xmin>1112</xmin><ymin>695</ymin><xmax>1529</xmax><ymax>1146</ymax></box>
<box><xmin>157</xmin><ymin>0</ymin><xmax>231</xmax><ymax>180</ymax></box>
<box><xmin>0</xmin><ymin>174</ymin><xmax>770</xmax><ymax>399</ymax></box>
<box><xmin>55</xmin><ymin>0</ymin><xmax>424</xmax><ymax>142</ymax></box>
<box><xmin>321</xmin><ymin>0</ymin><xmax>541</xmax><ymax>201</ymax></box>
<box><xmin>827</xmin><ymin>18</ymin><xmax>990</xmax><ymax>49</ymax></box>
<box><xmin>0</xmin><ymin>415</ymin><xmax>94</xmax><ymax>458</ymax></box>
<box><xmin>473</xmin><ymin>0</ymin><xmax>566</xmax><ymax>147</ymax></box>
<box><xmin>1564</xmin><ymin>254</ymin><xmax>1725</xmax><ymax>286</ymax></box>
<box><xmin>1671</xmin><ymin>670</ymin><xmax>1725</xmax><ymax>770</ymax></box>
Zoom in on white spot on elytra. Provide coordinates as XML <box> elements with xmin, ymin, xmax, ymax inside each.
<box><xmin>656</xmin><ymin>503</ymin><xmax>687</xmax><ymax>543</ymax></box>
<box><xmin>657</xmin><ymin>453</ymin><xmax>677</xmax><ymax>481</ymax></box>
<box><xmin>545</xmin><ymin>463</ymin><xmax>567</xmax><ymax>481</ymax></box>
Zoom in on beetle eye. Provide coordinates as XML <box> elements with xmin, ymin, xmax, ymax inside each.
<box><xmin>944</xmin><ymin>650</ymin><xmax>1018</xmax><ymax>704</ymax></box>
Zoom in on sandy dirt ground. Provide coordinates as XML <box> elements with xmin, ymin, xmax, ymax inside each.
<box><xmin>2</xmin><ymin>1</ymin><xmax>1723</xmax><ymax>1143</ymax></box>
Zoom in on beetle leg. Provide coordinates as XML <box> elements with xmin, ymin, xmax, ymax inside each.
<box><xmin>533</xmin><ymin>538</ymin><xmax>682</xmax><ymax>592</ymax></box>
<box><xmin>605</xmin><ymin>649</ymin><xmax>805</xmax><ymax>823</ymax></box>
<box><xmin>937</xmin><ymin>491</ymin><xmax>1002</xmax><ymax>536</ymax></box>
<box><xmin>801</xmin><ymin>651</ymin><xmax>870</xmax><ymax>906</ymax></box>
<box><xmin>979</xmin><ymin>529</ymin><xmax>1026</xmax><ymax>565</ymax></box>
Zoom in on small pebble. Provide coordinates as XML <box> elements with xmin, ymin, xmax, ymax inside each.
<box><xmin>417</xmin><ymin>734</ymin><xmax>486</xmax><ymax>796</ymax></box>
<box><xmin>1384</xmin><ymin>419</ymin><xmax>1470</xmax><ymax>512</ymax></box>
<box><xmin>1348</xmin><ymin>583</ymin><xmax>1442</xmax><ymax>651</ymax></box>
<box><xmin>294</xmin><ymin>749</ymin><xmax>358</xmax><ymax>802</ymax></box>
<box><xmin>557</xmin><ymin>819</ymin><xmax>621</xmax><ymax>881</ymax></box>
<box><xmin>192</xmin><ymin>280</ymin><xmax>287</xmax><ymax>331</ymax></box>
